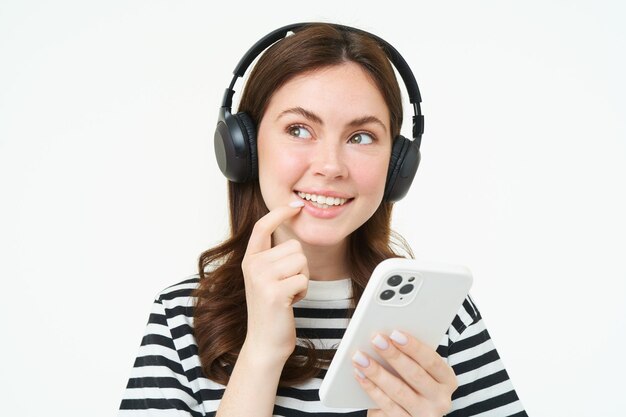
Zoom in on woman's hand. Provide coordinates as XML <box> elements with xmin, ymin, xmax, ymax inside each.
<box><xmin>241</xmin><ymin>203</ymin><xmax>309</xmax><ymax>364</ymax></box>
<box><xmin>352</xmin><ymin>330</ymin><xmax>458</xmax><ymax>417</ymax></box>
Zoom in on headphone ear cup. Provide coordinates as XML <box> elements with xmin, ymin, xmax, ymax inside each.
<box><xmin>233</xmin><ymin>112</ymin><xmax>258</xmax><ymax>180</ymax></box>
<box><xmin>384</xmin><ymin>135</ymin><xmax>421</xmax><ymax>202</ymax></box>
<box><xmin>214</xmin><ymin>109</ymin><xmax>257</xmax><ymax>183</ymax></box>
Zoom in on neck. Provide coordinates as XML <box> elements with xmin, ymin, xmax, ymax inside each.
<box><xmin>301</xmin><ymin>240</ymin><xmax>350</xmax><ymax>281</ymax></box>
<box><xmin>272</xmin><ymin>230</ymin><xmax>350</xmax><ymax>281</ymax></box>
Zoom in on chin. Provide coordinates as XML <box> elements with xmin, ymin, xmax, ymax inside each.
<box><xmin>300</xmin><ymin>236</ymin><xmax>347</xmax><ymax>248</ymax></box>
<box><xmin>292</xmin><ymin>225</ymin><xmax>351</xmax><ymax>248</ymax></box>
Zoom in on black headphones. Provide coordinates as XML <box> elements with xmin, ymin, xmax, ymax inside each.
<box><xmin>214</xmin><ymin>22</ymin><xmax>424</xmax><ymax>202</ymax></box>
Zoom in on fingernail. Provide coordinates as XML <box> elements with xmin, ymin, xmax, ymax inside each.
<box><xmin>354</xmin><ymin>368</ymin><xmax>366</xmax><ymax>379</ymax></box>
<box><xmin>352</xmin><ymin>350</ymin><xmax>370</xmax><ymax>367</ymax></box>
<box><xmin>289</xmin><ymin>200</ymin><xmax>305</xmax><ymax>208</ymax></box>
<box><xmin>390</xmin><ymin>330</ymin><xmax>408</xmax><ymax>345</ymax></box>
<box><xmin>372</xmin><ymin>334</ymin><xmax>389</xmax><ymax>350</ymax></box>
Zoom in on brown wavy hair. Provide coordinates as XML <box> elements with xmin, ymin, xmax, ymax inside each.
<box><xmin>194</xmin><ymin>23</ymin><xmax>414</xmax><ymax>387</ymax></box>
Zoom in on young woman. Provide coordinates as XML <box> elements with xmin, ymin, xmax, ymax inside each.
<box><xmin>119</xmin><ymin>23</ymin><xmax>527</xmax><ymax>417</ymax></box>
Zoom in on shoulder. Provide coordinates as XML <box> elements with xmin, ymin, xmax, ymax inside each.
<box><xmin>447</xmin><ymin>294</ymin><xmax>483</xmax><ymax>344</ymax></box>
<box><xmin>147</xmin><ymin>275</ymin><xmax>204</xmax><ymax>370</ymax></box>
<box><xmin>154</xmin><ymin>274</ymin><xmax>201</xmax><ymax>308</ymax></box>
<box><xmin>443</xmin><ymin>296</ymin><xmax>528</xmax><ymax>415</ymax></box>
<box><xmin>157</xmin><ymin>274</ymin><xmax>201</xmax><ymax>299</ymax></box>
<box><xmin>147</xmin><ymin>274</ymin><xmax>202</xmax><ymax>339</ymax></box>
<box><xmin>452</xmin><ymin>295</ymin><xmax>481</xmax><ymax>332</ymax></box>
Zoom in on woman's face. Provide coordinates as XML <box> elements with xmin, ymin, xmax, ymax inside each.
<box><xmin>257</xmin><ymin>62</ymin><xmax>392</xmax><ymax>248</ymax></box>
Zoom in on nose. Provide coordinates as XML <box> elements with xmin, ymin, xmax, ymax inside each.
<box><xmin>310</xmin><ymin>139</ymin><xmax>348</xmax><ymax>179</ymax></box>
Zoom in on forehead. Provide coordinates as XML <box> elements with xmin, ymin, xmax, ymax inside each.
<box><xmin>263</xmin><ymin>62</ymin><xmax>390</xmax><ymax>126</ymax></box>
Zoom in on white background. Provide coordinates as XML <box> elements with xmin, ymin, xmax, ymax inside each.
<box><xmin>1</xmin><ymin>1</ymin><xmax>625</xmax><ymax>416</ymax></box>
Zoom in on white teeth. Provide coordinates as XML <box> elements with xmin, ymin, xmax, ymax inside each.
<box><xmin>296</xmin><ymin>191</ymin><xmax>348</xmax><ymax>207</ymax></box>
<box><xmin>311</xmin><ymin>201</ymin><xmax>329</xmax><ymax>209</ymax></box>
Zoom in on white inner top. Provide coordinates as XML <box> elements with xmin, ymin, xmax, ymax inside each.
<box><xmin>304</xmin><ymin>278</ymin><xmax>352</xmax><ymax>301</ymax></box>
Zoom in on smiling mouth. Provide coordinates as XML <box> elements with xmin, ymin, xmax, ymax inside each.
<box><xmin>295</xmin><ymin>191</ymin><xmax>353</xmax><ymax>209</ymax></box>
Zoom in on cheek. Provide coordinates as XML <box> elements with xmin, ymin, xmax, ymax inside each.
<box><xmin>353</xmin><ymin>157</ymin><xmax>390</xmax><ymax>197</ymax></box>
<box><xmin>259</xmin><ymin>147</ymin><xmax>305</xmax><ymax>179</ymax></box>
<box><xmin>258</xmin><ymin>139</ymin><xmax>308</xmax><ymax>199</ymax></box>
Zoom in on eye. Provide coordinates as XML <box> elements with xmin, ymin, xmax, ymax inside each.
<box><xmin>287</xmin><ymin>125</ymin><xmax>312</xmax><ymax>139</ymax></box>
<box><xmin>348</xmin><ymin>132</ymin><xmax>375</xmax><ymax>145</ymax></box>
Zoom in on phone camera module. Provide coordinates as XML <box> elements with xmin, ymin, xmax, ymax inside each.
<box><xmin>379</xmin><ymin>289</ymin><xmax>395</xmax><ymax>301</ymax></box>
<box><xmin>387</xmin><ymin>275</ymin><xmax>402</xmax><ymax>287</ymax></box>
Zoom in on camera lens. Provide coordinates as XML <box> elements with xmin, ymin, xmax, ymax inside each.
<box><xmin>380</xmin><ymin>289</ymin><xmax>395</xmax><ymax>301</ymax></box>
<box><xmin>399</xmin><ymin>284</ymin><xmax>414</xmax><ymax>295</ymax></box>
<box><xmin>387</xmin><ymin>275</ymin><xmax>402</xmax><ymax>287</ymax></box>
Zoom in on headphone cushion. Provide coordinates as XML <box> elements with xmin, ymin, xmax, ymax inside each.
<box><xmin>385</xmin><ymin>136</ymin><xmax>410</xmax><ymax>200</ymax></box>
<box><xmin>385</xmin><ymin>135</ymin><xmax>420</xmax><ymax>202</ymax></box>
<box><xmin>233</xmin><ymin>112</ymin><xmax>258</xmax><ymax>180</ymax></box>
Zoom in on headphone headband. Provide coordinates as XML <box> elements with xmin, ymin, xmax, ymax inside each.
<box><xmin>220</xmin><ymin>22</ymin><xmax>423</xmax><ymax>142</ymax></box>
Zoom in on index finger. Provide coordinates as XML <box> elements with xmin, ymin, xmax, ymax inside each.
<box><xmin>245</xmin><ymin>201</ymin><xmax>304</xmax><ymax>255</ymax></box>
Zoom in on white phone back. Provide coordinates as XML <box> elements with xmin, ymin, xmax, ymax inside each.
<box><xmin>318</xmin><ymin>258</ymin><xmax>473</xmax><ymax>409</ymax></box>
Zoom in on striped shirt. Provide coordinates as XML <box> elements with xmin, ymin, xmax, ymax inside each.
<box><xmin>119</xmin><ymin>276</ymin><xmax>527</xmax><ymax>416</ymax></box>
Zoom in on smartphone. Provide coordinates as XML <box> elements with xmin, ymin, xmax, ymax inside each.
<box><xmin>318</xmin><ymin>258</ymin><xmax>473</xmax><ymax>409</ymax></box>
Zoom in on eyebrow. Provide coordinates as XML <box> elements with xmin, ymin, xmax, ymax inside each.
<box><xmin>276</xmin><ymin>106</ymin><xmax>387</xmax><ymax>133</ymax></box>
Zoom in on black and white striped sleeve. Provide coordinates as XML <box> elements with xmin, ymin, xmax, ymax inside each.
<box><xmin>441</xmin><ymin>297</ymin><xmax>528</xmax><ymax>417</ymax></box>
<box><xmin>118</xmin><ymin>295</ymin><xmax>204</xmax><ymax>417</ymax></box>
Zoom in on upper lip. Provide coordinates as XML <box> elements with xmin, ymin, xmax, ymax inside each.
<box><xmin>294</xmin><ymin>189</ymin><xmax>354</xmax><ymax>199</ymax></box>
